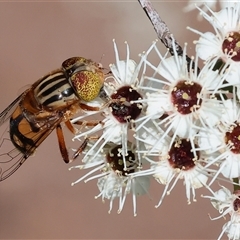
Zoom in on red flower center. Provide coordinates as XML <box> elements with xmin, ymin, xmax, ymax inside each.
<box><xmin>110</xmin><ymin>86</ymin><xmax>142</xmax><ymax>123</ymax></box>
<box><xmin>171</xmin><ymin>80</ymin><xmax>202</xmax><ymax>115</ymax></box>
<box><xmin>106</xmin><ymin>144</ymin><xmax>137</xmax><ymax>176</ymax></box>
<box><xmin>225</xmin><ymin>122</ymin><xmax>240</xmax><ymax>154</ymax></box>
<box><xmin>222</xmin><ymin>31</ymin><xmax>240</xmax><ymax>61</ymax></box>
<box><xmin>168</xmin><ymin>139</ymin><xmax>198</xmax><ymax>170</ymax></box>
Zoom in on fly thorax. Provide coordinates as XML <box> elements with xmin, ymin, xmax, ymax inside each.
<box><xmin>33</xmin><ymin>69</ymin><xmax>78</xmax><ymax>109</ymax></box>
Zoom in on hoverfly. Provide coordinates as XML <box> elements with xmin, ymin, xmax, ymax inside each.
<box><xmin>0</xmin><ymin>57</ymin><xmax>105</xmax><ymax>181</ymax></box>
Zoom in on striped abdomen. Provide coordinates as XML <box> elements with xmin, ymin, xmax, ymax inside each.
<box><xmin>9</xmin><ymin>103</ymin><xmax>60</xmax><ymax>155</ymax></box>
<box><xmin>33</xmin><ymin>69</ymin><xmax>79</xmax><ymax>109</ymax></box>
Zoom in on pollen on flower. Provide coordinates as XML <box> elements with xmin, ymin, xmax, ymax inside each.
<box><xmin>106</xmin><ymin>144</ymin><xmax>139</xmax><ymax>176</ymax></box>
<box><xmin>225</xmin><ymin>122</ymin><xmax>240</xmax><ymax>154</ymax></box>
<box><xmin>69</xmin><ymin>140</ymin><xmax>149</xmax><ymax>215</ymax></box>
<box><xmin>203</xmin><ymin>186</ymin><xmax>240</xmax><ymax>240</ymax></box>
<box><xmin>233</xmin><ymin>196</ymin><xmax>240</xmax><ymax>212</ymax></box>
<box><xmin>171</xmin><ymin>80</ymin><xmax>202</xmax><ymax>115</ymax></box>
<box><xmin>134</xmin><ymin>121</ymin><xmax>209</xmax><ymax>207</ymax></box>
<box><xmin>188</xmin><ymin>4</ymin><xmax>240</xmax><ymax>85</ymax></box>
<box><xmin>222</xmin><ymin>31</ymin><xmax>240</xmax><ymax>61</ymax></box>
<box><xmin>168</xmin><ymin>138</ymin><xmax>198</xmax><ymax>170</ymax></box>
<box><xmin>110</xmin><ymin>86</ymin><xmax>143</xmax><ymax>123</ymax></box>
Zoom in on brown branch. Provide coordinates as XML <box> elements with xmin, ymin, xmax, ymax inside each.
<box><xmin>138</xmin><ymin>0</ymin><xmax>199</xmax><ymax>73</ymax></box>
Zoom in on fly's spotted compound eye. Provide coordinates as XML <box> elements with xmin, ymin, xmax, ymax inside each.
<box><xmin>71</xmin><ymin>69</ymin><xmax>104</xmax><ymax>102</ymax></box>
<box><xmin>62</xmin><ymin>57</ymin><xmax>104</xmax><ymax>102</ymax></box>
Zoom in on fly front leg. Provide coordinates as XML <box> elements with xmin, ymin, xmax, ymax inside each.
<box><xmin>69</xmin><ymin>119</ymin><xmax>101</xmax><ymax>160</ymax></box>
<box><xmin>72</xmin><ymin>135</ymin><xmax>100</xmax><ymax>160</ymax></box>
<box><xmin>72</xmin><ymin>138</ymin><xmax>89</xmax><ymax>160</ymax></box>
<box><xmin>72</xmin><ymin>119</ymin><xmax>101</xmax><ymax>132</ymax></box>
<box><xmin>79</xmin><ymin>102</ymin><xmax>101</xmax><ymax>111</ymax></box>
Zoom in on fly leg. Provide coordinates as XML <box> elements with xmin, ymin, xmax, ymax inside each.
<box><xmin>72</xmin><ymin>119</ymin><xmax>101</xmax><ymax>132</ymax></box>
<box><xmin>56</xmin><ymin>120</ymin><xmax>101</xmax><ymax>163</ymax></box>
<box><xmin>70</xmin><ymin>119</ymin><xmax>101</xmax><ymax>160</ymax></box>
<box><xmin>56</xmin><ymin>120</ymin><xmax>90</xmax><ymax>163</ymax></box>
<box><xmin>56</xmin><ymin>123</ymin><xmax>70</xmax><ymax>163</ymax></box>
<box><xmin>72</xmin><ymin>138</ymin><xmax>89</xmax><ymax>160</ymax></box>
<box><xmin>71</xmin><ymin>135</ymin><xmax>100</xmax><ymax>160</ymax></box>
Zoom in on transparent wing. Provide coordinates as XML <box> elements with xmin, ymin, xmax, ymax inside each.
<box><xmin>0</xmin><ymin>114</ymin><xmax>63</xmax><ymax>181</ymax></box>
<box><xmin>0</xmin><ymin>135</ymin><xmax>27</xmax><ymax>181</ymax></box>
<box><xmin>0</xmin><ymin>92</ymin><xmax>25</xmax><ymax>127</ymax></box>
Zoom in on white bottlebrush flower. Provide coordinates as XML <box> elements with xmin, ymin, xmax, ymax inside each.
<box><xmin>198</xmin><ymin>98</ymin><xmax>240</xmax><ymax>181</ymax></box>
<box><xmin>220</xmin><ymin>1</ymin><xmax>240</xmax><ymax>9</ymax></box>
<box><xmin>222</xmin><ymin>221</ymin><xmax>240</xmax><ymax>240</ymax></box>
<box><xmin>183</xmin><ymin>1</ymin><xmax>239</xmax><ymax>14</ymax></box>
<box><xmin>72</xmin><ymin>40</ymin><xmax>145</xmax><ymax>170</ymax></box>
<box><xmin>135</xmin><ymin>40</ymin><xmax>225</xmax><ymax>148</ymax></box>
<box><xmin>187</xmin><ymin>3</ymin><xmax>240</xmax><ymax>85</ymax></box>
<box><xmin>69</xmin><ymin>141</ymin><xmax>150</xmax><ymax>216</ymax></box>
<box><xmin>202</xmin><ymin>186</ymin><xmax>240</xmax><ymax>240</ymax></box>
<box><xmin>135</xmin><ymin>119</ymin><xmax>169</xmax><ymax>154</ymax></box>
<box><xmin>134</xmin><ymin>126</ymin><xmax>209</xmax><ymax>207</ymax></box>
<box><xmin>183</xmin><ymin>1</ymin><xmax>217</xmax><ymax>14</ymax></box>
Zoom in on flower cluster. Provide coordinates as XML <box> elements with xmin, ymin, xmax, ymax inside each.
<box><xmin>69</xmin><ymin>2</ymin><xmax>240</xmax><ymax>239</ymax></box>
<box><xmin>203</xmin><ymin>186</ymin><xmax>240</xmax><ymax>240</ymax></box>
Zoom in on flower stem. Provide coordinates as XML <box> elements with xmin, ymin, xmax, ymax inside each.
<box><xmin>138</xmin><ymin>0</ymin><xmax>199</xmax><ymax>73</ymax></box>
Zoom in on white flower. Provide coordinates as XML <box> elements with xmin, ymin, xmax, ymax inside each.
<box><xmin>183</xmin><ymin>1</ymin><xmax>217</xmax><ymax>13</ymax></box>
<box><xmin>220</xmin><ymin>1</ymin><xmax>240</xmax><ymax>9</ymax></box>
<box><xmin>222</xmin><ymin>221</ymin><xmax>240</xmax><ymax>240</ymax></box>
<box><xmin>183</xmin><ymin>1</ymin><xmax>240</xmax><ymax>14</ymax></box>
<box><xmin>134</xmin><ymin>127</ymin><xmax>209</xmax><ymax>207</ymax></box>
<box><xmin>198</xmin><ymin>98</ymin><xmax>240</xmax><ymax>181</ymax></box>
<box><xmin>203</xmin><ymin>186</ymin><xmax>240</xmax><ymax>240</ymax></box>
<box><xmin>69</xmin><ymin>141</ymin><xmax>150</xmax><ymax>216</ymax></box>
<box><xmin>135</xmin><ymin>40</ymin><xmax>225</xmax><ymax>149</ymax></box>
<box><xmin>187</xmin><ymin>4</ymin><xmax>240</xmax><ymax>85</ymax></box>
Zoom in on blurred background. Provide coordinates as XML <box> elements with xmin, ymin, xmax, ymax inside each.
<box><xmin>0</xmin><ymin>1</ymin><xmax>228</xmax><ymax>239</ymax></box>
